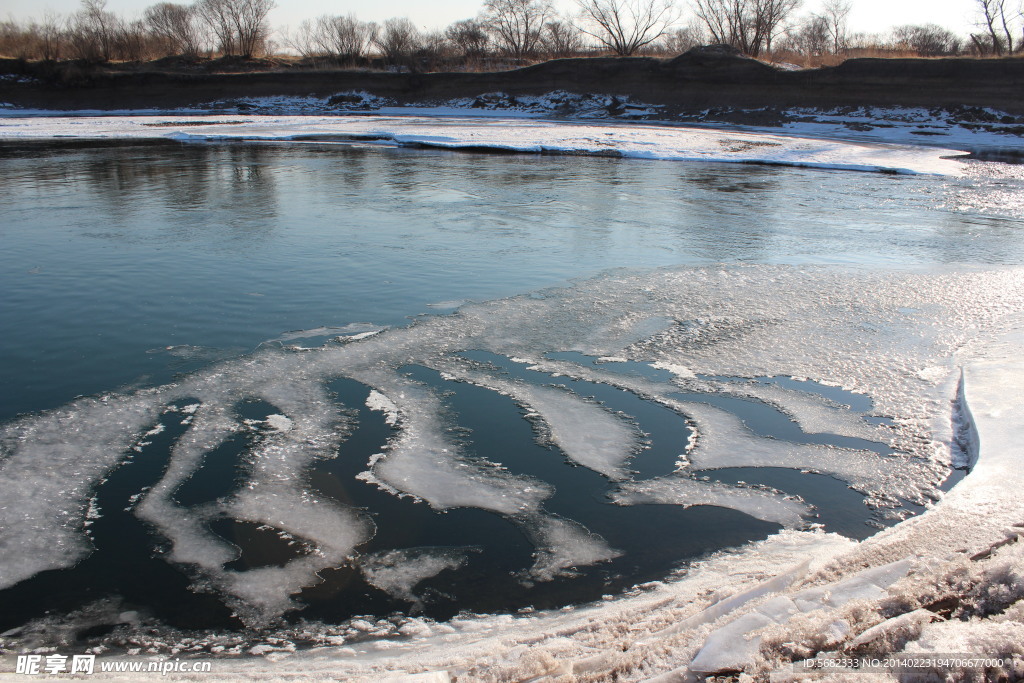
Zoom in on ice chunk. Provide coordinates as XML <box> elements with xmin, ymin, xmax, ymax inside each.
<box><xmin>521</xmin><ymin>516</ymin><xmax>621</xmax><ymax>582</ymax></box>
<box><xmin>791</xmin><ymin>559</ymin><xmax>915</xmax><ymax>611</ymax></box>
<box><xmin>263</xmin><ymin>324</ymin><xmax>384</xmax><ymax>345</ymax></box>
<box><xmin>689</xmin><ymin>611</ymin><xmax>774</xmax><ymax>673</ymax></box>
<box><xmin>951</xmin><ymin>368</ymin><xmax>980</xmax><ymax>469</ymax></box>
<box><xmin>428</xmin><ymin>358</ymin><xmax>640</xmax><ymax>480</ymax></box>
<box><xmin>848</xmin><ymin>608</ymin><xmax>935</xmax><ymax>651</ymax></box>
<box><xmin>265</xmin><ymin>414</ymin><xmax>293</xmax><ymax>432</ymax></box>
<box><xmin>352</xmin><ymin>372</ymin><xmax>552</xmax><ymax>516</ymax></box>
<box><xmin>612</xmin><ymin>476</ymin><xmax>810</xmax><ymax>528</ymax></box>
<box><xmin>0</xmin><ymin>392</ymin><xmax>163</xmax><ymax>589</ymax></box>
<box><xmin>360</xmin><ymin>547</ymin><xmax>471</xmax><ymax>602</ymax></box>
<box><xmin>713</xmin><ymin>380</ymin><xmax>884</xmax><ymax>441</ymax></box>
<box><xmin>366</xmin><ymin>390</ymin><xmax>399</xmax><ymax>426</ymax></box>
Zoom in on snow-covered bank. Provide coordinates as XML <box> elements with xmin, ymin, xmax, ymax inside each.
<box><xmin>0</xmin><ymin>112</ymin><xmax>967</xmax><ymax>176</ymax></box>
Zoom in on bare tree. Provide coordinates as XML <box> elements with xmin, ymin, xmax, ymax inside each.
<box><xmin>373</xmin><ymin>17</ymin><xmax>420</xmax><ymax>66</ymax></box>
<box><xmin>194</xmin><ymin>0</ymin><xmax>235</xmax><ymax>54</ymax></box>
<box><xmin>445</xmin><ymin>18</ymin><xmax>491</xmax><ymax>59</ymax></box>
<box><xmin>116</xmin><ymin>18</ymin><xmax>159</xmax><ymax>61</ymax></box>
<box><xmin>0</xmin><ymin>14</ymin><xmax>69</xmax><ymax>60</ymax></box>
<box><xmin>659</xmin><ymin>23</ymin><xmax>705</xmax><ymax>53</ymax></box>
<box><xmin>575</xmin><ymin>0</ymin><xmax>680</xmax><ymax>55</ymax></box>
<box><xmin>69</xmin><ymin>0</ymin><xmax>119</xmax><ymax>61</ymax></box>
<box><xmin>541</xmin><ymin>19</ymin><xmax>584</xmax><ymax>57</ymax></box>
<box><xmin>971</xmin><ymin>0</ymin><xmax>1017</xmax><ymax>55</ymax></box>
<box><xmin>891</xmin><ymin>23</ymin><xmax>962</xmax><ymax>56</ymax></box>
<box><xmin>288</xmin><ymin>14</ymin><xmax>376</xmax><ymax>61</ymax></box>
<box><xmin>756</xmin><ymin>0</ymin><xmax>800</xmax><ymax>52</ymax></box>
<box><xmin>145</xmin><ymin>3</ymin><xmax>203</xmax><ymax>56</ymax></box>
<box><xmin>194</xmin><ymin>0</ymin><xmax>273</xmax><ymax>57</ymax></box>
<box><xmin>820</xmin><ymin>0</ymin><xmax>850</xmax><ymax>53</ymax></box>
<box><xmin>786</xmin><ymin>13</ymin><xmax>829</xmax><ymax>55</ymax></box>
<box><xmin>232</xmin><ymin>0</ymin><xmax>274</xmax><ymax>58</ymax></box>
<box><xmin>37</xmin><ymin>12</ymin><xmax>66</xmax><ymax>60</ymax></box>
<box><xmin>691</xmin><ymin>0</ymin><xmax>800</xmax><ymax>56</ymax></box>
<box><xmin>416</xmin><ymin>29</ymin><xmax>451</xmax><ymax>70</ymax></box>
<box><xmin>483</xmin><ymin>0</ymin><xmax>553</xmax><ymax>60</ymax></box>
<box><xmin>0</xmin><ymin>20</ymin><xmax>32</xmax><ymax>59</ymax></box>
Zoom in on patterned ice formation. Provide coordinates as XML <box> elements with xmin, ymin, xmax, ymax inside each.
<box><xmin>3</xmin><ymin>265</ymin><xmax>1021</xmax><ymax>621</ymax></box>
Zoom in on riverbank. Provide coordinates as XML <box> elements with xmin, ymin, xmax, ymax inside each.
<box><xmin>2</xmin><ymin>47</ymin><xmax>1024</xmax><ymax>120</ymax></box>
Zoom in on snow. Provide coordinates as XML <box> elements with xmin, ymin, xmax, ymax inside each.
<box><xmin>0</xmin><ymin>113</ymin><xmax>967</xmax><ymax>175</ymax></box>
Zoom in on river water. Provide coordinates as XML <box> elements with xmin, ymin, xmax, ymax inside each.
<box><xmin>1</xmin><ymin>139</ymin><xmax>1023</xmax><ymax>641</ymax></box>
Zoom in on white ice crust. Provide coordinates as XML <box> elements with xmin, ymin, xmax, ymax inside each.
<box><xmin>0</xmin><ymin>113</ymin><xmax>967</xmax><ymax>175</ymax></box>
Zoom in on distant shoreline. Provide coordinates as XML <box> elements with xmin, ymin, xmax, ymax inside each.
<box><xmin>2</xmin><ymin>48</ymin><xmax>1024</xmax><ymax>117</ymax></box>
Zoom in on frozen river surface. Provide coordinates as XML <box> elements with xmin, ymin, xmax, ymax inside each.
<box><xmin>1</xmin><ymin>120</ymin><xmax>1023</xmax><ymax>677</ymax></box>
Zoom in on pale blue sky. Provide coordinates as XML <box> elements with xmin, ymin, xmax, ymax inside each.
<box><xmin>2</xmin><ymin>0</ymin><xmax>980</xmax><ymax>37</ymax></box>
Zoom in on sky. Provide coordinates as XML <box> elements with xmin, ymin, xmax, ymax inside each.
<box><xmin>1</xmin><ymin>0</ymin><xmax>981</xmax><ymax>38</ymax></box>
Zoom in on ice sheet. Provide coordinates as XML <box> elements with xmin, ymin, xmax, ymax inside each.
<box><xmin>662</xmin><ymin>398</ymin><xmax>932</xmax><ymax>505</ymax></box>
<box><xmin>2</xmin><ymin>265</ymin><xmax>1022</xmax><ymax>668</ymax></box>
<box><xmin>0</xmin><ymin>114</ymin><xmax>967</xmax><ymax>175</ymax></box>
<box><xmin>521</xmin><ymin>516</ymin><xmax>622</xmax><ymax>582</ymax></box>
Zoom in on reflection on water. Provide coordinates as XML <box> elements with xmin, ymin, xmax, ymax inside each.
<box><xmin>2</xmin><ymin>141</ymin><xmax>1024</xmax><ymax>422</ymax></box>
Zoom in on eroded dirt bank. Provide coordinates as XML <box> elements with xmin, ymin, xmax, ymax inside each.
<box><xmin>2</xmin><ymin>47</ymin><xmax>1024</xmax><ymax>117</ymax></box>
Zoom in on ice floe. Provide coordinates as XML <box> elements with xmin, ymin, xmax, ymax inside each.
<box><xmin>359</xmin><ymin>547</ymin><xmax>471</xmax><ymax>604</ymax></box>
<box><xmin>0</xmin><ymin>113</ymin><xmax>967</xmax><ymax>175</ymax></box>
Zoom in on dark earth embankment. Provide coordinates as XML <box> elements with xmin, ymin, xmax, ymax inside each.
<box><xmin>2</xmin><ymin>46</ymin><xmax>1024</xmax><ymax>116</ymax></box>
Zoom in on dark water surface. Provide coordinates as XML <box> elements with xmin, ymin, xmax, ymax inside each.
<box><xmin>1</xmin><ymin>140</ymin><xmax>1021</xmax><ymax>635</ymax></box>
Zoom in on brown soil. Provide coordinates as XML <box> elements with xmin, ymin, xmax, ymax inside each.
<box><xmin>1</xmin><ymin>46</ymin><xmax>1023</xmax><ymax>116</ymax></box>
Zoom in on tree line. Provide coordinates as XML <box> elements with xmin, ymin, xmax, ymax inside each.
<box><xmin>0</xmin><ymin>0</ymin><xmax>1020</xmax><ymax>68</ymax></box>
